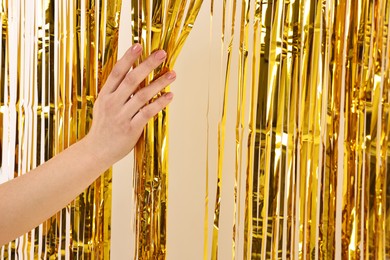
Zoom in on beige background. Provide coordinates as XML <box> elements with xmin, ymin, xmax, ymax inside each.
<box><xmin>111</xmin><ymin>1</ymin><xmax>242</xmax><ymax>259</ymax></box>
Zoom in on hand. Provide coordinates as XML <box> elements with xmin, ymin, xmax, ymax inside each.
<box><xmin>83</xmin><ymin>43</ymin><xmax>176</xmax><ymax>166</ymax></box>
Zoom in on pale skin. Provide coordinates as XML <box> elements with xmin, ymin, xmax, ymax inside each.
<box><xmin>0</xmin><ymin>43</ymin><xmax>175</xmax><ymax>246</ymax></box>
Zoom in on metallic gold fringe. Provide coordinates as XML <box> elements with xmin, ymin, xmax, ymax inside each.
<box><xmin>206</xmin><ymin>0</ymin><xmax>390</xmax><ymax>259</ymax></box>
<box><xmin>130</xmin><ymin>0</ymin><xmax>203</xmax><ymax>259</ymax></box>
<box><xmin>0</xmin><ymin>0</ymin><xmax>121</xmax><ymax>258</ymax></box>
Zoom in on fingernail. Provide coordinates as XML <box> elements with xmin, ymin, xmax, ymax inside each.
<box><xmin>132</xmin><ymin>43</ymin><xmax>142</xmax><ymax>53</ymax></box>
<box><xmin>154</xmin><ymin>50</ymin><xmax>167</xmax><ymax>60</ymax></box>
<box><xmin>166</xmin><ymin>71</ymin><xmax>176</xmax><ymax>79</ymax></box>
<box><xmin>164</xmin><ymin>92</ymin><xmax>174</xmax><ymax>100</ymax></box>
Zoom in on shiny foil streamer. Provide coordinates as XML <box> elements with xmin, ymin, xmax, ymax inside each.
<box><xmin>0</xmin><ymin>0</ymin><xmax>121</xmax><ymax>258</ymax></box>
<box><xmin>130</xmin><ymin>0</ymin><xmax>203</xmax><ymax>259</ymax></box>
<box><xmin>205</xmin><ymin>0</ymin><xmax>390</xmax><ymax>259</ymax></box>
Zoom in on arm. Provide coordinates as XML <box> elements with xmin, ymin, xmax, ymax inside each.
<box><xmin>0</xmin><ymin>44</ymin><xmax>176</xmax><ymax>246</ymax></box>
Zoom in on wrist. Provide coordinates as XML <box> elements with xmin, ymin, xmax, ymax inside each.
<box><xmin>78</xmin><ymin>134</ymin><xmax>116</xmax><ymax>172</ymax></box>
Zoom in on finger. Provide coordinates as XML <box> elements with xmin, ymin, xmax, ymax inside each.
<box><xmin>100</xmin><ymin>43</ymin><xmax>142</xmax><ymax>95</ymax></box>
<box><xmin>121</xmin><ymin>71</ymin><xmax>176</xmax><ymax>118</ymax></box>
<box><xmin>130</xmin><ymin>92</ymin><xmax>174</xmax><ymax>129</ymax></box>
<box><xmin>113</xmin><ymin>49</ymin><xmax>167</xmax><ymax>104</ymax></box>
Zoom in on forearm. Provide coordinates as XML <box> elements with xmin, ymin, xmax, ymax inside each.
<box><xmin>0</xmin><ymin>43</ymin><xmax>175</xmax><ymax>246</ymax></box>
<box><xmin>0</xmin><ymin>137</ymin><xmax>111</xmax><ymax>246</ymax></box>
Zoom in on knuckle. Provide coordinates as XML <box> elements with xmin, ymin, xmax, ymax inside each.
<box><xmin>156</xmin><ymin>96</ymin><xmax>168</xmax><ymax>107</ymax></box>
<box><xmin>123</xmin><ymin>73</ymin><xmax>137</xmax><ymax>87</ymax></box>
<box><xmin>160</xmin><ymin>78</ymin><xmax>171</xmax><ymax>89</ymax></box>
<box><xmin>140</xmin><ymin>106</ymin><xmax>155</xmax><ymax>119</ymax></box>
<box><xmin>100</xmin><ymin>95</ymin><xmax>115</xmax><ymax>110</ymax></box>
<box><xmin>134</xmin><ymin>90</ymin><xmax>149</xmax><ymax>104</ymax></box>
<box><xmin>152</xmin><ymin>76</ymin><xmax>166</xmax><ymax>87</ymax></box>
<box><xmin>141</xmin><ymin>80</ymin><xmax>167</xmax><ymax>99</ymax></box>
<box><xmin>111</xmin><ymin>65</ymin><xmax>123</xmax><ymax>79</ymax></box>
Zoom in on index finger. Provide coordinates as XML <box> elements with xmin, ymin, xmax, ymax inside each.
<box><xmin>112</xmin><ymin>50</ymin><xmax>167</xmax><ymax>104</ymax></box>
<box><xmin>99</xmin><ymin>43</ymin><xmax>143</xmax><ymax>95</ymax></box>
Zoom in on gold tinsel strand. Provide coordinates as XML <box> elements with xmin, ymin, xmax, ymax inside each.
<box><xmin>130</xmin><ymin>0</ymin><xmax>203</xmax><ymax>259</ymax></box>
<box><xmin>0</xmin><ymin>0</ymin><xmax>389</xmax><ymax>259</ymax></box>
<box><xmin>0</xmin><ymin>0</ymin><xmax>121</xmax><ymax>258</ymax></box>
<box><xmin>205</xmin><ymin>0</ymin><xmax>390</xmax><ymax>259</ymax></box>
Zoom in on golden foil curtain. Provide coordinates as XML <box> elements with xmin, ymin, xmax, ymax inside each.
<box><xmin>0</xmin><ymin>0</ymin><xmax>121</xmax><ymax>258</ymax></box>
<box><xmin>203</xmin><ymin>0</ymin><xmax>390</xmax><ymax>259</ymax></box>
<box><xmin>130</xmin><ymin>0</ymin><xmax>203</xmax><ymax>259</ymax></box>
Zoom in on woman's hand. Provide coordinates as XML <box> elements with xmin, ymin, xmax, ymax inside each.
<box><xmin>0</xmin><ymin>43</ymin><xmax>175</xmax><ymax>246</ymax></box>
<box><xmin>83</xmin><ymin>43</ymin><xmax>176</xmax><ymax>165</ymax></box>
